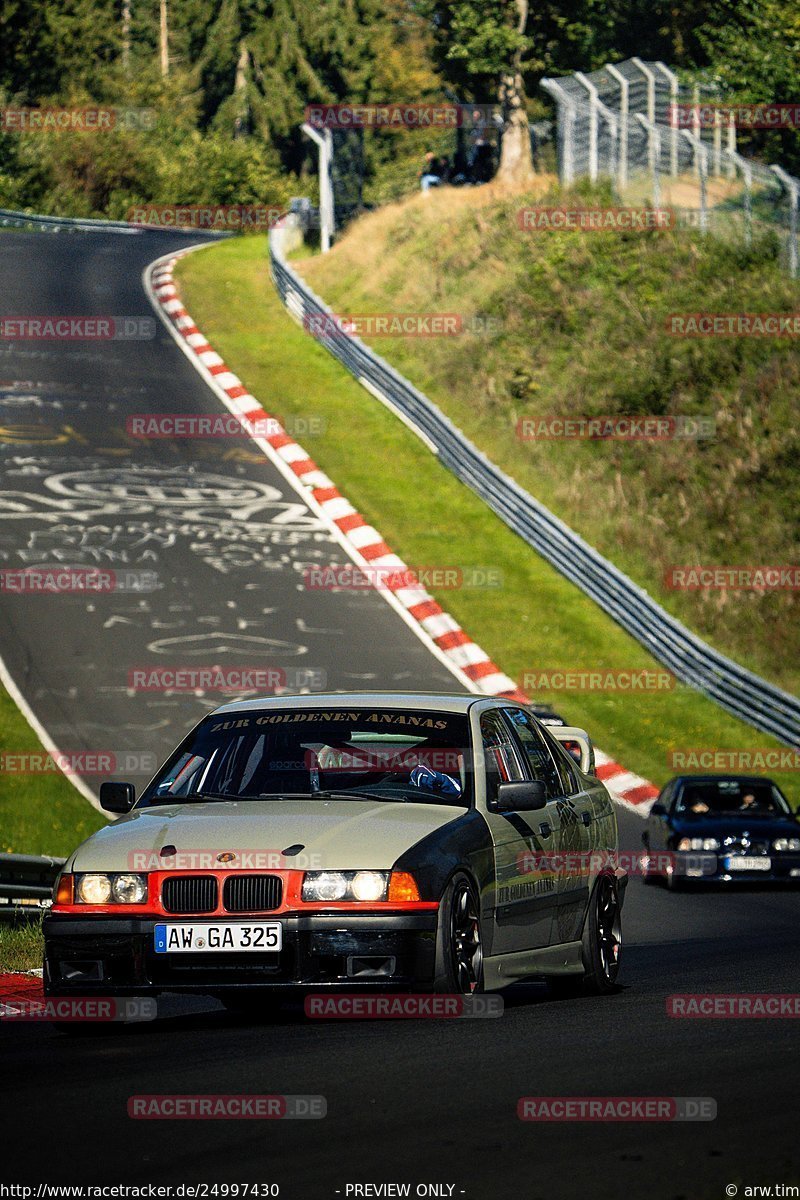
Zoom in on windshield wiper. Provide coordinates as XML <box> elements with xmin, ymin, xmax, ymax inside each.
<box><xmin>309</xmin><ymin>789</ymin><xmax>400</xmax><ymax>802</ymax></box>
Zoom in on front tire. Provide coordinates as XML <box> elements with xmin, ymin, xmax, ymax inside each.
<box><xmin>434</xmin><ymin>873</ymin><xmax>483</xmax><ymax>994</ymax></box>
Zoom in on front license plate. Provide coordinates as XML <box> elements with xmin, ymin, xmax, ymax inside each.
<box><xmin>724</xmin><ymin>856</ymin><xmax>771</xmax><ymax>872</ymax></box>
<box><xmin>154</xmin><ymin>923</ymin><xmax>282</xmax><ymax>953</ymax></box>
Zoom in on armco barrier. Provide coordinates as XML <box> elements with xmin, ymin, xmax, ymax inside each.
<box><xmin>0</xmin><ymin>853</ymin><xmax>65</xmax><ymax>920</ymax></box>
<box><xmin>0</xmin><ymin>206</ymin><xmax>229</xmax><ymax>236</ymax></box>
<box><xmin>269</xmin><ymin>224</ymin><xmax>800</xmax><ymax>748</ymax></box>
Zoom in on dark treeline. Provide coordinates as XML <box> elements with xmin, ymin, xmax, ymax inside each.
<box><xmin>0</xmin><ymin>0</ymin><xmax>796</xmax><ymax>214</ymax></box>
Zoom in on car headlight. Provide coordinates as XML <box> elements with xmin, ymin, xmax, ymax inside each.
<box><xmin>76</xmin><ymin>873</ymin><xmax>147</xmax><ymax>904</ymax></box>
<box><xmin>112</xmin><ymin>873</ymin><xmax>147</xmax><ymax>904</ymax></box>
<box><xmin>302</xmin><ymin>870</ymin><xmax>388</xmax><ymax>903</ymax></box>
<box><xmin>773</xmin><ymin>837</ymin><xmax>800</xmax><ymax>852</ymax></box>
<box><xmin>677</xmin><ymin>837</ymin><xmax>720</xmax><ymax>852</ymax></box>
<box><xmin>351</xmin><ymin>871</ymin><xmax>388</xmax><ymax>902</ymax></box>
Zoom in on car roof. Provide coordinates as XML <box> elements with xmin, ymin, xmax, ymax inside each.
<box><xmin>210</xmin><ymin>692</ymin><xmax>512</xmax><ymax>717</ymax></box>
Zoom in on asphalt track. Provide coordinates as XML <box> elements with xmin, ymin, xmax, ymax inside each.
<box><xmin>1</xmin><ymin>229</ymin><xmax>799</xmax><ymax>1197</ymax></box>
<box><xmin>0</xmin><ymin>228</ymin><xmax>458</xmax><ymax>798</ymax></box>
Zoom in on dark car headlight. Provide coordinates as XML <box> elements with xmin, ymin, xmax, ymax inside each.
<box><xmin>677</xmin><ymin>837</ymin><xmax>720</xmax><ymax>852</ymax></box>
<box><xmin>75</xmin><ymin>873</ymin><xmax>147</xmax><ymax>904</ymax></box>
<box><xmin>773</xmin><ymin>837</ymin><xmax>800</xmax><ymax>852</ymax></box>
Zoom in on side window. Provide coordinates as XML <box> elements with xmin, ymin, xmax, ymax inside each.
<box><xmin>501</xmin><ymin>708</ymin><xmax>563</xmax><ymax>799</ymax></box>
<box><xmin>539</xmin><ymin>725</ymin><xmax>580</xmax><ymax>796</ymax></box>
<box><xmin>480</xmin><ymin>710</ymin><xmax>525</xmax><ymax>805</ymax></box>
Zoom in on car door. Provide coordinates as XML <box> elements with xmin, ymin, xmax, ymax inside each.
<box><xmin>538</xmin><ymin>722</ymin><xmax>596</xmax><ymax>944</ymax></box>
<box><xmin>478</xmin><ymin>709</ymin><xmax>559</xmax><ymax>952</ymax></box>
<box><xmin>502</xmin><ymin>708</ymin><xmax>590</xmax><ymax>945</ymax></box>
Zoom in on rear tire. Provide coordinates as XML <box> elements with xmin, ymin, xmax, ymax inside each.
<box><xmin>547</xmin><ymin>875</ymin><xmax>622</xmax><ymax>998</ymax></box>
<box><xmin>433</xmin><ymin>873</ymin><xmax>483</xmax><ymax>994</ymax></box>
<box><xmin>582</xmin><ymin>875</ymin><xmax>622</xmax><ymax>993</ymax></box>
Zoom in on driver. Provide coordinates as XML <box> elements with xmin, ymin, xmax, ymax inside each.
<box><xmin>409</xmin><ymin>764</ymin><xmax>462</xmax><ymax>797</ymax></box>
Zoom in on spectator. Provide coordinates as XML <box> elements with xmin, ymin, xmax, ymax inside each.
<box><xmin>419</xmin><ymin>149</ymin><xmax>442</xmax><ymax>193</ymax></box>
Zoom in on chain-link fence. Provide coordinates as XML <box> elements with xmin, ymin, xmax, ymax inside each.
<box><xmin>541</xmin><ymin>59</ymin><xmax>800</xmax><ymax>275</ymax></box>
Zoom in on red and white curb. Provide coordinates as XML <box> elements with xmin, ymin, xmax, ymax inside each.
<box><xmin>0</xmin><ymin>970</ymin><xmax>43</xmax><ymax>1017</ymax></box>
<box><xmin>144</xmin><ymin>251</ymin><xmax>658</xmax><ymax>816</ymax></box>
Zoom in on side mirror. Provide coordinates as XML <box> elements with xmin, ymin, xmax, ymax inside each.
<box><xmin>99</xmin><ymin>781</ymin><xmax>136</xmax><ymax>814</ymax></box>
<box><xmin>551</xmin><ymin>727</ymin><xmax>595</xmax><ymax>775</ymax></box>
<box><xmin>650</xmin><ymin>801</ymin><xmax>668</xmax><ymax>817</ymax></box>
<box><xmin>496</xmin><ymin>780</ymin><xmax>548</xmax><ymax>812</ymax></box>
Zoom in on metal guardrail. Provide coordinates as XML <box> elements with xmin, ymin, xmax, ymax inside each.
<box><xmin>269</xmin><ymin>225</ymin><xmax>800</xmax><ymax>747</ymax></box>
<box><xmin>0</xmin><ymin>206</ymin><xmax>230</xmax><ymax>236</ymax></box>
<box><xmin>0</xmin><ymin>853</ymin><xmax>65</xmax><ymax>919</ymax></box>
<box><xmin>0</xmin><ymin>206</ymin><xmax>141</xmax><ymax>233</ymax></box>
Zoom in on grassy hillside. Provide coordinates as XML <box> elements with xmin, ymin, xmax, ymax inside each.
<box><xmin>300</xmin><ymin>180</ymin><xmax>800</xmax><ymax>699</ymax></box>
<box><xmin>177</xmin><ymin>236</ymin><xmax>799</xmax><ymax>803</ymax></box>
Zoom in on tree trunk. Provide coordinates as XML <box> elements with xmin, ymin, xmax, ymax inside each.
<box><xmin>121</xmin><ymin>0</ymin><xmax>131</xmax><ymax>71</ymax></box>
<box><xmin>234</xmin><ymin>40</ymin><xmax>250</xmax><ymax>137</ymax></box>
<box><xmin>159</xmin><ymin>0</ymin><xmax>169</xmax><ymax>78</ymax></box>
<box><xmin>496</xmin><ymin>0</ymin><xmax>533</xmax><ymax>183</ymax></box>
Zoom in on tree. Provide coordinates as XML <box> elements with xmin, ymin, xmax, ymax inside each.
<box><xmin>418</xmin><ymin>0</ymin><xmax>534</xmax><ymax>182</ymax></box>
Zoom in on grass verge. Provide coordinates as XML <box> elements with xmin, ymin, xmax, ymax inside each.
<box><xmin>0</xmin><ymin>916</ymin><xmax>44</xmax><ymax>973</ymax></box>
<box><xmin>176</xmin><ymin>234</ymin><xmax>799</xmax><ymax>803</ymax></box>
<box><xmin>0</xmin><ymin>681</ymin><xmax>105</xmax><ymax>856</ymax></box>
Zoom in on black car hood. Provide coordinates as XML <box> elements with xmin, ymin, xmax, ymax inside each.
<box><xmin>672</xmin><ymin>814</ymin><xmax>800</xmax><ymax>838</ymax></box>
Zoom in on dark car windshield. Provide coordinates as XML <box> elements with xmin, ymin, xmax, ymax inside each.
<box><xmin>138</xmin><ymin>708</ymin><xmax>472</xmax><ymax>808</ymax></box>
<box><xmin>675</xmin><ymin>779</ymin><xmax>792</xmax><ymax>818</ymax></box>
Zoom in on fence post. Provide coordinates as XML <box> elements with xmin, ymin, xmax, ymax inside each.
<box><xmin>655</xmin><ymin>62</ymin><xmax>679</xmax><ymax>177</ymax></box>
<box><xmin>726</xmin><ymin>111</ymin><xmax>737</xmax><ymax>179</ymax></box>
<box><xmin>631</xmin><ymin>58</ymin><xmax>657</xmax><ymax>171</ymax></box>
<box><xmin>605</xmin><ymin>63</ymin><xmax>629</xmax><ymax>191</ymax></box>
<box><xmin>692</xmin><ymin>85</ymin><xmax>701</xmax><ymax>178</ymax></box>
<box><xmin>713</xmin><ymin>108</ymin><xmax>722</xmax><ymax>177</ymax></box>
<box><xmin>575</xmin><ymin>72</ymin><xmax>599</xmax><ymax>182</ymax></box>
<box><xmin>541</xmin><ymin>79</ymin><xmax>576</xmax><ymax>184</ymax></box>
<box><xmin>635</xmin><ymin>114</ymin><xmax>661</xmax><ymax>207</ymax></box>
<box><xmin>681</xmin><ymin>129</ymin><xmax>708</xmax><ymax>233</ymax></box>
<box><xmin>301</xmin><ymin>123</ymin><xmax>335</xmax><ymax>252</ymax></box>
<box><xmin>771</xmin><ymin>165</ymin><xmax>799</xmax><ymax>277</ymax></box>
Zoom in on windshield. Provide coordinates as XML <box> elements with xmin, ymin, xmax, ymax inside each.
<box><xmin>675</xmin><ymin>779</ymin><xmax>792</xmax><ymax>818</ymax></box>
<box><xmin>139</xmin><ymin>707</ymin><xmax>472</xmax><ymax>808</ymax></box>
